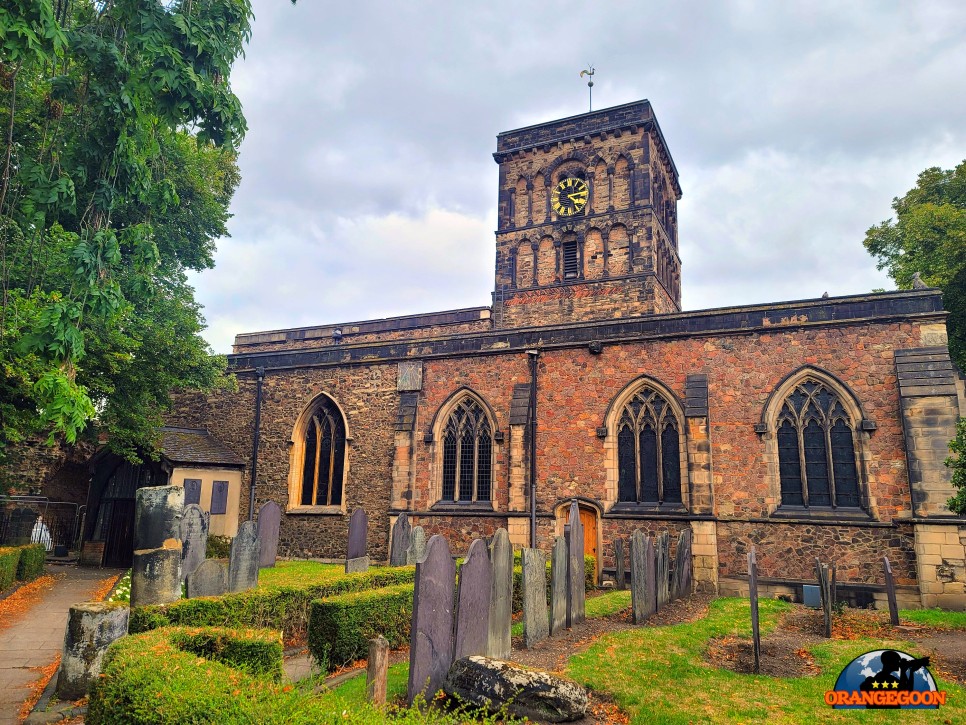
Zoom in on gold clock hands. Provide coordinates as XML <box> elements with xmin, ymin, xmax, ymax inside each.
<box><xmin>567</xmin><ymin>192</ymin><xmax>588</xmax><ymax>203</ymax></box>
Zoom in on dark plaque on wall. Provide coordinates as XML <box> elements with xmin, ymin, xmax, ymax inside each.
<box><xmin>210</xmin><ymin>481</ymin><xmax>229</xmax><ymax>515</ymax></box>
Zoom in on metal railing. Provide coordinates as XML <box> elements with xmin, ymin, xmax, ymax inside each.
<box><xmin>0</xmin><ymin>495</ymin><xmax>84</xmax><ymax>555</ymax></box>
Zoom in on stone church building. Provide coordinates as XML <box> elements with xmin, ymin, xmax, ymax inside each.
<box><xmin>164</xmin><ymin>100</ymin><xmax>965</xmax><ymax>609</ymax></box>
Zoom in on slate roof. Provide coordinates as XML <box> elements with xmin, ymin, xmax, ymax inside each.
<box><xmin>160</xmin><ymin>427</ymin><xmax>246</xmax><ymax>468</ymax></box>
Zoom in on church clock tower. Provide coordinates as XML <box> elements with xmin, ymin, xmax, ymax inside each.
<box><xmin>492</xmin><ymin>100</ymin><xmax>682</xmax><ymax>328</ymax></box>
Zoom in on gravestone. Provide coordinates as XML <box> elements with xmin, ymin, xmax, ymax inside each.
<box><xmin>566</xmin><ymin>501</ymin><xmax>585</xmax><ymax>626</ymax></box>
<box><xmin>883</xmin><ymin>556</ymin><xmax>900</xmax><ymax>626</ymax></box>
<box><xmin>549</xmin><ymin>536</ymin><xmax>567</xmax><ymax>635</ymax></box>
<box><xmin>407</xmin><ymin>526</ymin><xmax>427</xmax><ymax>565</ymax></box>
<box><xmin>389</xmin><ymin>513</ymin><xmax>412</xmax><ymax>566</ymax></box>
<box><xmin>486</xmin><ymin>528</ymin><xmax>513</xmax><ymax>659</ymax></box>
<box><xmin>407</xmin><ymin>535</ymin><xmax>456</xmax><ymax>705</ymax></box>
<box><xmin>133</xmin><ymin>486</ymin><xmax>184</xmax><ymax>551</ymax></box>
<box><xmin>186</xmin><ymin>558</ymin><xmax>228</xmax><ymax>598</ymax></box>
<box><xmin>522</xmin><ymin>548</ymin><xmax>550</xmax><ymax>648</ymax></box>
<box><xmin>367</xmin><ymin>635</ymin><xmax>389</xmax><ymax>705</ymax></box>
<box><xmin>131</xmin><ymin>542</ymin><xmax>182</xmax><ymax>607</ymax></box>
<box><xmin>672</xmin><ymin>529</ymin><xmax>692</xmax><ymax>601</ymax></box>
<box><xmin>179</xmin><ymin>504</ymin><xmax>208</xmax><ymax>582</ymax></box>
<box><xmin>454</xmin><ymin>538</ymin><xmax>492</xmax><ymax>660</ymax></box>
<box><xmin>345</xmin><ymin>507</ymin><xmax>369</xmax><ymax>573</ymax></box>
<box><xmin>56</xmin><ymin>602</ymin><xmax>130</xmax><ymax>699</ymax></box>
<box><xmin>228</xmin><ymin>521</ymin><xmax>260</xmax><ymax>593</ymax></box>
<box><xmin>748</xmin><ymin>547</ymin><xmax>761</xmax><ymax>674</ymax></box>
<box><xmin>257</xmin><ymin>501</ymin><xmax>281</xmax><ymax>568</ymax></box>
<box><xmin>614</xmin><ymin>538</ymin><xmax>626</xmax><ymax>590</ymax></box>
<box><xmin>655</xmin><ymin>531</ymin><xmax>670</xmax><ymax>609</ymax></box>
<box><xmin>630</xmin><ymin>530</ymin><xmax>647</xmax><ymax>624</ymax></box>
<box><xmin>644</xmin><ymin>534</ymin><xmax>657</xmax><ymax>617</ymax></box>
<box><xmin>815</xmin><ymin>558</ymin><xmax>833</xmax><ymax>638</ymax></box>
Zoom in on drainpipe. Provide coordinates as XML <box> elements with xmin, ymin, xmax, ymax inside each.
<box><xmin>248</xmin><ymin>367</ymin><xmax>266</xmax><ymax>520</ymax></box>
<box><xmin>527</xmin><ymin>349</ymin><xmax>540</xmax><ymax>548</ymax></box>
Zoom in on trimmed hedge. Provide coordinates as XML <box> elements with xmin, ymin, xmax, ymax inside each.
<box><xmin>169</xmin><ymin>628</ymin><xmax>283</xmax><ymax>680</ymax></box>
<box><xmin>0</xmin><ymin>547</ymin><xmax>18</xmax><ymax>591</ymax></box>
<box><xmin>129</xmin><ymin>566</ymin><xmax>416</xmax><ymax>641</ymax></box>
<box><xmin>308</xmin><ymin>583</ymin><xmax>413</xmax><ymax>671</ymax></box>
<box><xmin>16</xmin><ymin>543</ymin><xmax>46</xmax><ymax>581</ymax></box>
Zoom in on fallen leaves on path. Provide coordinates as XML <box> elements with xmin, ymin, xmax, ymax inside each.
<box><xmin>0</xmin><ymin>575</ymin><xmax>59</xmax><ymax>632</ymax></box>
<box><xmin>17</xmin><ymin>654</ymin><xmax>61</xmax><ymax>721</ymax></box>
<box><xmin>90</xmin><ymin>573</ymin><xmax>123</xmax><ymax>603</ymax></box>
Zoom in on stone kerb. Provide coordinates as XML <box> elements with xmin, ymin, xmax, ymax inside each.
<box><xmin>550</xmin><ymin>536</ymin><xmax>567</xmax><ymax>635</ymax></box>
<box><xmin>408</xmin><ymin>535</ymin><xmax>456</xmax><ymax>705</ymax></box>
<box><xmin>180</xmin><ymin>504</ymin><xmax>208</xmax><ymax>583</ymax></box>
<box><xmin>486</xmin><ymin>528</ymin><xmax>513</xmax><ymax>659</ymax></box>
<box><xmin>257</xmin><ymin>501</ymin><xmax>282</xmax><ymax>568</ymax></box>
<box><xmin>454</xmin><ymin>538</ymin><xmax>492</xmax><ymax>660</ymax></box>
<box><xmin>228</xmin><ymin>520</ymin><xmax>260</xmax><ymax>593</ymax></box>
<box><xmin>56</xmin><ymin>602</ymin><xmax>130</xmax><ymax>700</ymax></box>
<box><xmin>522</xmin><ymin>548</ymin><xmax>550</xmax><ymax>648</ymax></box>
<box><xmin>389</xmin><ymin>513</ymin><xmax>412</xmax><ymax>566</ymax></box>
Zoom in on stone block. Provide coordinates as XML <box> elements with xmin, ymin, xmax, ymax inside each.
<box><xmin>345</xmin><ymin>556</ymin><xmax>370</xmax><ymax>573</ymax></box>
<box><xmin>57</xmin><ymin>602</ymin><xmax>130</xmax><ymax>699</ymax></box>
<box><xmin>131</xmin><ymin>542</ymin><xmax>182</xmax><ymax>607</ymax></box>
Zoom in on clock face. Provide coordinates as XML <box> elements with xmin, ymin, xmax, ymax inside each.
<box><xmin>551</xmin><ymin>177</ymin><xmax>589</xmax><ymax>217</ymax></box>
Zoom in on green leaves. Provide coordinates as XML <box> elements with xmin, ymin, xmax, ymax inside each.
<box><xmin>947</xmin><ymin>419</ymin><xmax>966</xmax><ymax>515</ymax></box>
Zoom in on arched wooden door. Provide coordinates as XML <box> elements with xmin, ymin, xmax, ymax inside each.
<box><xmin>556</xmin><ymin>502</ymin><xmax>600</xmax><ymax>584</ymax></box>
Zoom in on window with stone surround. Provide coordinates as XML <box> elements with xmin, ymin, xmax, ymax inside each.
<box><xmin>435</xmin><ymin>394</ymin><xmax>494</xmax><ymax>506</ymax></box>
<box><xmin>288</xmin><ymin>393</ymin><xmax>347</xmax><ymax>511</ymax></box>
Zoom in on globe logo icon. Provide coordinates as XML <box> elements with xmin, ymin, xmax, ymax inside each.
<box><xmin>827</xmin><ymin>649</ymin><xmax>943</xmax><ymax>709</ymax></box>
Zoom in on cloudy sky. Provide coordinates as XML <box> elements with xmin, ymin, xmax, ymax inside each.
<box><xmin>189</xmin><ymin>0</ymin><xmax>966</xmax><ymax>353</ymax></box>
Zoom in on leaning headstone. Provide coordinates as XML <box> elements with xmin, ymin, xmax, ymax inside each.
<box><xmin>815</xmin><ymin>558</ymin><xmax>833</xmax><ymax>638</ymax></box>
<box><xmin>389</xmin><ymin>513</ymin><xmax>412</xmax><ymax>566</ymax></box>
<box><xmin>486</xmin><ymin>528</ymin><xmax>513</xmax><ymax>659</ymax></box>
<box><xmin>748</xmin><ymin>547</ymin><xmax>761</xmax><ymax>674</ymax></box>
<box><xmin>133</xmin><ymin>485</ymin><xmax>184</xmax><ymax>551</ymax></box>
<box><xmin>522</xmin><ymin>548</ymin><xmax>550</xmax><ymax>648</ymax></box>
<box><xmin>567</xmin><ymin>501</ymin><xmax>586</xmax><ymax>626</ymax></box>
<box><xmin>883</xmin><ymin>556</ymin><xmax>900</xmax><ymax>626</ymax></box>
<box><xmin>56</xmin><ymin>602</ymin><xmax>130</xmax><ymax>699</ymax></box>
<box><xmin>228</xmin><ymin>521</ymin><xmax>260</xmax><ymax>593</ymax></box>
<box><xmin>454</xmin><ymin>539</ymin><xmax>492</xmax><ymax>660</ymax></box>
<box><xmin>407</xmin><ymin>526</ymin><xmax>427</xmax><ymax>565</ymax></box>
<box><xmin>257</xmin><ymin>501</ymin><xmax>282</xmax><ymax>568</ymax></box>
<box><xmin>179</xmin><ymin>504</ymin><xmax>208</xmax><ymax>582</ymax></box>
<box><xmin>614</xmin><ymin>538</ymin><xmax>626</xmax><ymax>590</ymax></box>
<box><xmin>655</xmin><ymin>531</ymin><xmax>670</xmax><ymax>609</ymax></box>
<box><xmin>630</xmin><ymin>530</ymin><xmax>648</xmax><ymax>624</ymax></box>
<box><xmin>131</xmin><ymin>541</ymin><xmax>182</xmax><ymax>607</ymax></box>
<box><xmin>407</xmin><ymin>535</ymin><xmax>456</xmax><ymax>705</ymax></box>
<box><xmin>346</xmin><ymin>507</ymin><xmax>370</xmax><ymax>573</ymax></box>
<box><xmin>672</xmin><ymin>529</ymin><xmax>692</xmax><ymax>601</ymax></box>
<box><xmin>549</xmin><ymin>536</ymin><xmax>567</xmax><ymax>635</ymax></box>
<box><xmin>186</xmin><ymin>558</ymin><xmax>228</xmax><ymax>598</ymax></box>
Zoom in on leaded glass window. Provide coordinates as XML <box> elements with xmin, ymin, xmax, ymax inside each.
<box><xmin>616</xmin><ymin>386</ymin><xmax>684</xmax><ymax>505</ymax></box>
<box><xmin>300</xmin><ymin>397</ymin><xmax>346</xmax><ymax>506</ymax></box>
<box><xmin>775</xmin><ymin>378</ymin><xmax>861</xmax><ymax>509</ymax></box>
<box><xmin>441</xmin><ymin>398</ymin><xmax>492</xmax><ymax>503</ymax></box>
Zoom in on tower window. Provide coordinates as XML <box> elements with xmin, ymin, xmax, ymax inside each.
<box><xmin>562</xmin><ymin>241</ymin><xmax>579</xmax><ymax>279</ymax></box>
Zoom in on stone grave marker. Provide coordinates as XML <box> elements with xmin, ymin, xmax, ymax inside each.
<box><xmin>486</xmin><ymin>528</ymin><xmax>513</xmax><ymax>659</ymax></box>
<box><xmin>522</xmin><ymin>548</ymin><xmax>550</xmax><ymax>648</ymax></box>
<box><xmin>656</xmin><ymin>531</ymin><xmax>670</xmax><ymax>608</ymax></box>
<box><xmin>815</xmin><ymin>558</ymin><xmax>833</xmax><ymax>638</ymax></box>
<box><xmin>56</xmin><ymin>602</ymin><xmax>130</xmax><ymax>699</ymax></box>
<box><xmin>257</xmin><ymin>501</ymin><xmax>281</xmax><ymax>568</ymax></box>
<box><xmin>630</xmin><ymin>530</ymin><xmax>647</xmax><ymax>624</ymax></box>
<box><xmin>186</xmin><ymin>558</ymin><xmax>228</xmax><ymax>598</ymax></box>
<box><xmin>549</xmin><ymin>535</ymin><xmax>567</xmax><ymax>635</ymax></box>
<box><xmin>407</xmin><ymin>526</ymin><xmax>427</xmax><ymax>565</ymax></box>
<box><xmin>567</xmin><ymin>501</ymin><xmax>586</xmax><ymax>626</ymax></box>
<box><xmin>454</xmin><ymin>538</ymin><xmax>492</xmax><ymax>660</ymax></box>
<box><xmin>883</xmin><ymin>556</ymin><xmax>900</xmax><ymax>626</ymax></box>
<box><xmin>131</xmin><ymin>541</ymin><xmax>182</xmax><ymax>607</ymax></box>
<box><xmin>346</xmin><ymin>507</ymin><xmax>370</xmax><ymax>573</ymax></box>
<box><xmin>367</xmin><ymin>635</ymin><xmax>389</xmax><ymax>705</ymax></box>
<box><xmin>407</xmin><ymin>535</ymin><xmax>456</xmax><ymax>705</ymax></box>
<box><xmin>672</xmin><ymin>528</ymin><xmax>692</xmax><ymax>601</ymax></box>
<box><xmin>644</xmin><ymin>534</ymin><xmax>657</xmax><ymax>617</ymax></box>
<box><xmin>134</xmin><ymin>485</ymin><xmax>184</xmax><ymax>551</ymax></box>
<box><xmin>179</xmin><ymin>504</ymin><xmax>208</xmax><ymax>582</ymax></box>
<box><xmin>389</xmin><ymin>513</ymin><xmax>412</xmax><ymax>566</ymax></box>
<box><xmin>748</xmin><ymin>546</ymin><xmax>761</xmax><ymax>674</ymax></box>
<box><xmin>614</xmin><ymin>538</ymin><xmax>626</xmax><ymax>590</ymax></box>
<box><xmin>228</xmin><ymin>521</ymin><xmax>260</xmax><ymax>593</ymax></box>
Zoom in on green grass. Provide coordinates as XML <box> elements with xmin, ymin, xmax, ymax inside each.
<box><xmin>567</xmin><ymin>597</ymin><xmax>964</xmax><ymax>724</ymax></box>
<box><xmin>257</xmin><ymin>560</ymin><xmax>357</xmax><ymax>589</ymax></box>
<box><xmin>898</xmin><ymin>607</ymin><xmax>966</xmax><ymax>630</ymax></box>
<box><xmin>510</xmin><ymin>588</ymin><xmax>631</xmax><ymax>636</ymax></box>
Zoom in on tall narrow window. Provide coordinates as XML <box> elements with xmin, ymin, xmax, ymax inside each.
<box><xmin>775</xmin><ymin>377</ymin><xmax>862</xmax><ymax>510</ymax></box>
<box><xmin>616</xmin><ymin>386</ymin><xmax>684</xmax><ymax>506</ymax></box>
<box><xmin>562</xmin><ymin>240</ymin><xmax>579</xmax><ymax>279</ymax></box>
<box><xmin>439</xmin><ymin>397</ymin><xmax>493</xmax><ymax>503</ymax></box>
<box><xmin>300</xmin><ymin>397</ymin><xmax>346</xmax><ymax>506</ymax></box>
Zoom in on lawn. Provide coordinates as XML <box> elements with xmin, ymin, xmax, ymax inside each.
<box><xmin>257</xmin><ymin>560</ymin><xmax>353</xmax><ymax>589</ymax></box>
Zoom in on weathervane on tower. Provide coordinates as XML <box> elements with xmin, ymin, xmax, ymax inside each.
<box><xmin>580</xmin><ymin>66</ymin><xmax>595</xmax><ymax>112</ymax></box>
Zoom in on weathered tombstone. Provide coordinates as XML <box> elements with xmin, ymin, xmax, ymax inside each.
<box><xmin>131</xmin><ymin>541</ymin><xmax>182</xmax><ymax>607</ymax></box>
<box><xmin>486</xmin><ymin>528</ymin><xmax>513</xmax><ymax>659</ymax></box>
<box><xmin>614</xmin><ymin>538</ymin><xmax>626</xmax><ymax>590</ymax></box>
<box><xmin>672</xmin><ymin>528</ymin><xmax>692</xmax><ymax>601</ymax></box>
<box><xmin>549</xmin><ymin>535</ymin><xmax>567</xmax><ymax>635</ymax></box>
<box><xmin>883</xmin><ymin>556</ymin><xmax>900</xmax><ymax>626</ymax></box>
<box><xmin>407</xmin><ymin>535</ymin><xmax>456</xmax><ymax>705</ymax></box>
<box><xmin>389</xmin><ymin>513</ymin><xmax>412</xmax><ymax>566</ymax></box>
<box><xmin>179</xmin><ymin>504</ymin><xmax>208</xmax><ymax>582</ymax></box>
<box><xmin>257</xmin><ymin>501</ymin><xmax>282</xmax><ymax>568</ymax></box>
<box><xmin>815</xmin><ymin>558</ymin><xmax>832</xmax><ymax>638</ymax></box>
<box><xmin>56</xmin><ymin>602</ymin><xmax>130</xmax><ymax>699</ymax></box>
<box><xmin>346</xmin><ymin>507</ymin><xmax>370</xmax><ymax>573</ymax></box>
<box><xmin>228</xmin><ymin>521</ymin><xmax>260</xmax><ymax>593</ymax></box>
<box><xmin>367</xmin><ymin>635</ymin><xmax>389</xmax><ymax>705</ymax></box>
<box><xmin>748</xmin><ymin>547</ymin><xmax>761</xmax><ymax>674</ymax></box>
<box><xmin>644</xmin><ymin>534</ymin><xmax>657</xmax><ymax>617</ymax></box>
<box><xmin>133</xmin><ymin>486</ymin><xmax>184</xmax><ymax>551</ymax></box>
<box><xmin>186</xmin><ymin>558</ymin><xmax>228</xmax><ymax>598</ymax></box>
<box><xmin>566</xmin><ymin>501</ymin><xmax>586</xmax><ymax>626</ymax></box>
<box><xmin>454</xmin><ymin>539</ymin><xmax>492</xmax><ymax>660</ymax></box>
<box><xmin>407</xmin><ymin>526</ymin><xmax>427</xmax><ymax>565</ymax></box>
<box><xmin>655</xmin><ymin>531</ymin><xmax>670</xmax><ymax>609</ymax></box>
<box><xmin>522</xmin><ymin>548</ymin><xmax>550</xmax><ymax>648</ymax></box>
<box><xmin>630</xmin><ymin>530</ymin><xmax>647</xmax><ymax>624</ymax></box>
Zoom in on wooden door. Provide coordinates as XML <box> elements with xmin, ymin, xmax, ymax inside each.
<box><xmin>103</xmin><ymin>499</ymin><xmax>135</xmax><ymax>568</ymax></box>
<box><xmin>579</xmin><ymin>507</ymin><xmax>598</xmax><ymax>583</ymax></box>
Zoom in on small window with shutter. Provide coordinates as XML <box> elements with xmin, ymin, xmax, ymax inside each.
<box><xmin>562</xmin><ymin>240</ymin><xmax>579</xmax><ymax>279</ymax></box>
<box><xmin>210</xmin><ymin>481</ymin><xmax>229</xmax><ymax>515</ymax></box>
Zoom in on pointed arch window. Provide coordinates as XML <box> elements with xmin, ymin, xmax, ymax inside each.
<box><xmin>616</xmin><ymin>386</ymin><xmax>684</xmax><ymax>506</ymax></box>
<box><xmin>299</xmin><ymin>397</ymin><xmax>346</xmax><ymax>506</ymax></box>
<box><xmin>440</xmin><ymin>397</ymin><xmax>493</xmax><ymax>503</ymax></box>
<box><xmin>775</xmin><ymin>378</ymin><xmax>862</xmax><ymax>510</ymax></box>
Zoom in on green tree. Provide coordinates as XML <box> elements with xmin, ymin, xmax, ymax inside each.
<box><xmin>947</xmin><ymin>419</ymin><xmax>966</xmax><ymax>515</ymax></box>
<box><xmin>0</xmin><ymin>0</ymin><xmax>251</xmax><ymax>477</ymax></box>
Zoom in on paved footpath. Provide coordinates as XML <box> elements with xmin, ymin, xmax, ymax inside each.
<box><xmin>0</xmin><ymin>565</ymin><xmax>118</xmax><ymax>723</ymax></box>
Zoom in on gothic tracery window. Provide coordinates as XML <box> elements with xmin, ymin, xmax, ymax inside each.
<box><xmin>775</xmin><ymin>378</ymin><xmax>861</xmax><ymax>509</ymax></box>
<box><xmin>299</xmin><ymin>397</ymin><xmax>346</xmax><ymax>506</ymax></box>
<box><xmin>440</xmin><ymin>397</ymin><xmax>493</xmax><ymax>503</ymax></box>
<box><xmin>617</xmin><ymin>386</ymin><xmax>683</xmax><ymax>506</ymax></box>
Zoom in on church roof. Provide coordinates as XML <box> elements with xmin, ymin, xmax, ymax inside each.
<box><xmin>159</xmin><ymin>427</ymin><xmax>245</xmax><ymax>468</ymax></box>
